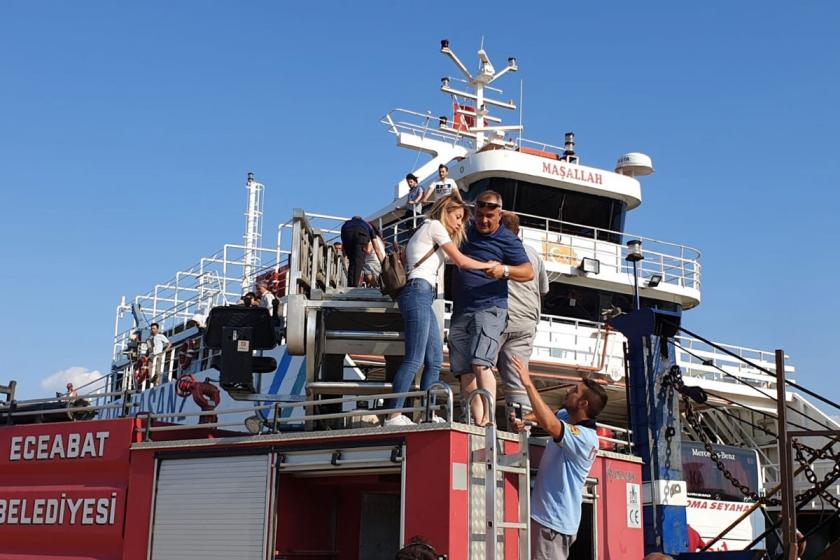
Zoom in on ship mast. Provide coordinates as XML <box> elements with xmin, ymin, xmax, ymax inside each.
<box><xmin>439</xmin><ymin>39</ymin><xmax>522</xmax><ymax>150</ymax></box>
<box><xmin>242</xmin><ymin>172</ymin><xmax>265</xmax><ymax>289</ymax></box>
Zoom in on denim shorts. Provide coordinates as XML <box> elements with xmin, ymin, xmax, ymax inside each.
<box><xmin>447</xmin><ymin>306</ymin><xmax>508</xmax><ymax>376</ymax></box>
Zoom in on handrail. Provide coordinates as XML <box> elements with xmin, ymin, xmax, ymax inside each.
<box><xmin>465</xmin><ymin>389</ymin><xmax>495</xmax><ymax>426</ymax></box>
<box><xmin>141</xmin><ymin>386</ymin><xmax>456</xmax><ymax>440</ymax></box>
<box><xmin>513</xmin><ymin>208</ymin><xmax>701</xmax><ymax>258</ymax></box>
<box><xmin>376</xmin><ymin>208</ymin><xmax>701</xmax><ymax>292</ymax></box>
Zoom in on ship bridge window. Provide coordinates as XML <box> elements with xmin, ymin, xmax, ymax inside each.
<box><xmin>465</xmin><ymin>178</ymin><xmax>626</xmax><ymax>243</ymax></box>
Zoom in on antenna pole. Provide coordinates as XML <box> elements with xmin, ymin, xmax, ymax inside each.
<box><xmin>518</xmin><ymin>79</ymin><xmax>524</xmax><ymax>147</ymax></box>
<box><xmin>475</xmin><ymin>77</ymin><xmax>485</xmax><ymax>149</ymax></box>
<box><xmin>243</xmin><ymin>172</ymin><xmax>265</xmax><ymax>290</ymax></box>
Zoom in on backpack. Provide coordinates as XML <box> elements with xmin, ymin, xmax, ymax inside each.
<box><xmin>379</xmin><ymin>241</ymin><xmax>438</xmax><ymax>299</ymax></box>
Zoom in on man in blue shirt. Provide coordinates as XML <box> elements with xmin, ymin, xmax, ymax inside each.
<box><xmin>449</xmin><ymin>190</ymin><xmax>533</xmax><ymax>426</ymax></box>
<box><xmin>509</xmin><ymin>356</ymin><xmax>608</xmax><ymax>560</ymax></box>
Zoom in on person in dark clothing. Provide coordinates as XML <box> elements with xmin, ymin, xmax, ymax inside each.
<box><xmin>340</xmin><ymin>216</ymin><xmax>377</xmax><ymax>287</ymax></box>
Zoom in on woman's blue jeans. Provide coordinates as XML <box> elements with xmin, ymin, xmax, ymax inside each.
<box><xmin>388</xmin><ymin>278</ymin><xmax>443</xmax><ymax>411</ymax></box>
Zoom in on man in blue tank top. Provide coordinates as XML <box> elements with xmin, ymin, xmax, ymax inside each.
<box><xmin>509</xmin><ymin>356</ymin><xmax>608</xmax><ymax>560</ymax></box>
<box><xmin>449</xmin><ymin>190</ymin><xmax>533</xmax><ymax>426</ymax></box>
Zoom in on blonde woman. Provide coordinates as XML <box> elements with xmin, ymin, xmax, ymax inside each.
<box><xmin>385</xmin><ymin>195</ymin><xmax>497</xmax><ymax>426</ymax></box>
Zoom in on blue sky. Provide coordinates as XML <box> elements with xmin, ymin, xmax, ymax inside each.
<box><xmin>1</xmin><ymin>2</ymin><xmax>838</xmax><ymax>409</ymax></box>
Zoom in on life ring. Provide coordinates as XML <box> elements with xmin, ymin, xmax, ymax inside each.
<box><xmin>191</xmin><ymin>382</ymin><xmax>221</xmax><ymax>425</ymax></box>
<box><xmin>133</xmin><ymin>356</ymin><xmax>150</xmax><ymax>385</ymax></box>
<box><xmin>176</xmin><ymin>374</ymin><xmax>197</xmax><ymax>397</ymax></box>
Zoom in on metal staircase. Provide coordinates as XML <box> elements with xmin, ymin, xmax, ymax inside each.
<box><xmin>282</xmin><ymin>209</ymin><xmax>446</xmax><ymax>425</ymax></box>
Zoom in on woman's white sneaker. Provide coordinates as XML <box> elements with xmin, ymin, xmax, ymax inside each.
<box><xmin>384</xmin><ymin>414</ymin><xmax>415</xmax><ymax>427</ymax></box>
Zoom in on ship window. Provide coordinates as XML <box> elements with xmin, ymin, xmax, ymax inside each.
<box><xmin>465</xmin><ymin>178</ymin><xmax>626</xmax><ymax>243</ymax></box>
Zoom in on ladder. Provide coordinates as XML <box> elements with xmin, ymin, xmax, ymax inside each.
<box><xmin>469</xmin><ymin>393</ymin><xmax>531</xmax><ymax>560</ymax></box>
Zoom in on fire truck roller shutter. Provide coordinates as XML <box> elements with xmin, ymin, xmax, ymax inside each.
<box><xmin>149</xmin><ymin>453</ymin><xmax>275</xmax><ymax>560</ymax></box>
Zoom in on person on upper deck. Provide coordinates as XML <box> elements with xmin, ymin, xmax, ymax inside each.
<box><xmin>509</xmin><ymin>358</ymin><xmax>607</xmax><ymax>560</ymax></box>
<box><xmin>404</xmin><ymin>173</ymin><xmax>425</xmax><ymax>214</ymax></box>
<box><xmin>448</xmin><ymin>190</ymin><xmax>534</xmax><ymax>426</ymax></box>
<box><xmin>238</xmin><ymin>291</ymin><xmax>258</xmax><ymax>307</ymax></box>
<box><xmin>421</xmin><ymin>164</ymin><xmax>463</xmax><ymax>204</ymax></box>
<box><xmin>146</xmin><ymin>322</ymin><xmax>171</xmax><ymax>384</ymax></box>
<box><xmin>256</xmin><ymin>281</ymin><xmax>275</xmax><ymax>312</ymax></box>
<box><xmin>384</xmin><ymin>195</ymin><xmax>497</xmax><ymax>427</ymax></box>
<box><xmin>498</xmin><ymin>211</ymin><xmax>549</xmax><ymax>427</ymax></box>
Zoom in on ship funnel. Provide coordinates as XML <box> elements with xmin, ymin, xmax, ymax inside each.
<box><xmin>615</xmin><ymin>152</ymin><xmax>654</xmax><ymax>177</ymax></box>
<box><xmin>564</xmin><ymin>132</ymin><xmax>576</xmax><ymax>158</ymax></box>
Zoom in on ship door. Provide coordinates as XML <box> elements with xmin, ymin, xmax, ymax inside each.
<box><xmin>149</xmin><ymin>453</ymin><xmax>277</xmax><ymax>560</ymax></box>
<box><xmin>273</xmin><ymin>443</ymin><xmax>406</xmax><ymax>560</ymax></box>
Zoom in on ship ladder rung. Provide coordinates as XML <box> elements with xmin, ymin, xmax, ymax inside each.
<box><xmin>495</xmin><ymin>464</ymin><xmax>527</xmax><ymax>475</ymax></box>
<box><xmin>495</xmin><ymin>521</ymin><xmax>528</xmax><ymax>530</ymax></box>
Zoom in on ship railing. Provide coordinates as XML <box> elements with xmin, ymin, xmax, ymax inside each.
<box><xmin>514</xmin><ymin>137</ymin><xmax>569</xmax><ymax>154</ymax></box>
<box><xmin>595</xmin><ymin>421</ymin><xmax>634</xmax><ymax>453</ymax></box>
<box><xmin>112</xmin><ymin>244</ymin><xmax>290</xmax><ymax>362</ymax></box>
<box><xmin>513</xmin><ymin>210</ymin><xmax>702</xmax><ymax>291</ymax></box>
<box><xmin>374</xmin><ymin>209</ymin><xmax>701</xmax><ymax>292</ymax></box>
<box><xmin>137</xmin><ymin>385</ymin><xmax>456</xmax><ymax>440</ymax></box>
<box><xmin>674</xmin><ymin>336</ymin><xmax>793</xmax><ymax>389</ymax></box>
<box><xmin>0</xmin><ymin>389</ymin><xmax>132</xmax><ymax>422</ymax></box>
<box><xmin>443</xmin><ymin>304</ymin><xmax>792</xmax><ymax>391</ymax></box>
<box><xmin>109</xmin><ymin>209</ymin><xmax>350</xmax><ymax>397</ymax></box>
<box><xmin>384</xmin><ymin>109</ymin><xmax>593</xmax><ymax>156</ymax></box>
<box><xmin>382</xmin><ymin>108</ymin><xmax>477</xmax><ymax>150</ymax></box>
<box><xmin>275</xmin><ymin>209</ymin><xmax>349</xmax><ymax>298</ymax></box>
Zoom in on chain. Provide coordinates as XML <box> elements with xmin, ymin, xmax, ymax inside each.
<box><xmin>665</xmin><ymin>364</ymin><xmax>840</xmax><ymax>509</ymax></box>
<box><xmin>684</xmin><ymin>398</ymin><xmax>769</xmax><ymax>503</ymax></box>
<box><xmin>792</xmin><ymin>440</ymin><xmax>840</xmax><ymax>509</ymax></box>
<box><xmin>664</xmin><ymin>365</ymin><xmax>776</xmax><ymax>505</ymax></box>
<box><xmin>660</xmin><ymin>365</ymin><xmax>677</xmax><ymax>474</ymax></box>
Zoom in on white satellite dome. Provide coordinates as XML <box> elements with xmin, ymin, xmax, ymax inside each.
<box><xmin>615</xmin><ymin>152</ymin><xmax>654</xmax><ymax>177</ymax></box>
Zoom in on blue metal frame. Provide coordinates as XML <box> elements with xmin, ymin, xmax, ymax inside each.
<box><xmin>611</xmin><ymin>308</ymin><xmax>688</xmax><ymax>556</ymax></box>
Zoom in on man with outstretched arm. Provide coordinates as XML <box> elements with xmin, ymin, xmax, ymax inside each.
<box><xmin>509</xmin><ymin>356</ymin><xmax>608</xmax><ymax>560</ymax></box>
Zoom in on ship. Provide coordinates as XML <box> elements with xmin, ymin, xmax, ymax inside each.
<box><xmin>1</xmin><ymin>40</ymin><xmax>838</xmax><ymax>559</ymax></box>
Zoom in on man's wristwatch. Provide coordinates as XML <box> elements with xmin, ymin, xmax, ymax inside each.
<box><xmin>503</xmin><ymin>265</ymin><xmax>510</xmax><ymax>279</ymax></box>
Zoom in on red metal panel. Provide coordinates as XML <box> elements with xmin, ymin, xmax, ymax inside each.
<box><xmin>0</xmin><ymin>419</ymin><xmax>135</xmax><ymax>559</ymax></box>
<box><xmin>592</xmin><ymin>455</ymin><xmax>645</xmax><ymax>559</ymax></box>
<box><xmin>503</xmin><ymin>438</ymin><xmax>523</xmax><ymax>559</ymax></box>
<box><xmin>122</xmin><ymin>451</ymin><xmax>156</xmax><ymax>560</ymax></box>
<box><xmin>402</xmin><ymin>430</ymin><xmax>469</xmax><ymax>560</ymax></box>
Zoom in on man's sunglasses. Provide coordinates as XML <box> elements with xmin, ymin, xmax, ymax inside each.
<box><xmin>475</xmin><ymin>200</ymin><xmax>501</xmax><ymax>210</ymax></box>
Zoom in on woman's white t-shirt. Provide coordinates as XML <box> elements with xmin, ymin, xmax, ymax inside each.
<box><xmin>406</xmin><ymin>220</ymin><xmax>451</xmax><ymax>285</ymax></box>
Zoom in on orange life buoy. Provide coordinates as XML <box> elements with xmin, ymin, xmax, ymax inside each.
<box><xmin>133</xmin><ymin>356</ymin><xmax>150</xmax><ymax>385</ymax></box>
<box><xmin>176</xmin><ymin>374</ymin><xmax>197</xmax><ymax>397</ymax></box>
<box><xmin>191</xmin><ymin>382</ymin><xmax>221</xmax><ymax>425</ymax></box>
